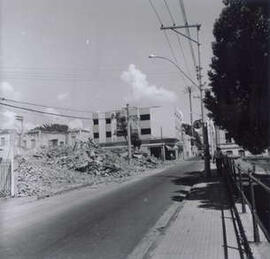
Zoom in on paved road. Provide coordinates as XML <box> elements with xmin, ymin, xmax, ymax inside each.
<box><xmin>0</xmin><ymin>160</ymin><xmax>203</xmax><ymax>259</ymax></box>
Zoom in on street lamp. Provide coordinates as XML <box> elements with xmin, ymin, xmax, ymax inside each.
<box><xmin>148</xmin><ymin>54</ymin><xmax>210</xmax><ymax>174</ymax></box>
<box><xmin>148</xmin><ymin>55</ymin><xmax>199</xmax><ymax>89</ymax></box>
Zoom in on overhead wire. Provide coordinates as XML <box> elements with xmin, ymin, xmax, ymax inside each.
<box><xmin>148</xmin><ymin>0</ymin><xmax>185</xmax><ymax>86</ymax></box>
<box><xmin>178</xmin><ymin>0</ymin><xmax>197</xmax><ymax>72</ymax></box>
<box><xmin>0</xmin><ymin>97</ymin><xmax>93</xmax><ymax>113</ymax></box>
<box><xmin>163</xmin><ymin>0</ymin><xmax>192</xmax><ymax>81</ymax></box>
<box><xmin>0</xmin><ymin>102</ymin><xmax>91</xmax><ymax>120</ymax></box>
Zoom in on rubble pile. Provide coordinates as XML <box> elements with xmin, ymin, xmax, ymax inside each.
<box><xmin>16</xmin><ymin>140</ymin><xmax>162</xmax><ymax>197</ymax></box>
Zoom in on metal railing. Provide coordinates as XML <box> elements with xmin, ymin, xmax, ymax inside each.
<box><xmin>222</xmin><ymin>157</ymin><xmax>270</xmax><ymax>243</ymax></box>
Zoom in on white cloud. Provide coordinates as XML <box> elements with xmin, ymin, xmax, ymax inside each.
<box><xmin>57</xmin><ymin>92</ymin><xmax>69</xmax><ymax>101</ymax></box>
<box><xmin>68</xmin><ymin>119</ymin><xmax>83</xmax><ymax>129</ymax></box>
<box><xmin>44</xmin><ymin>108</ymin><xmax>66</xmax><ymax>124</ymax></box>
<box><xmin>0</xmin><ymin>110</ymin><xmax>17</xmax><ymax>129</ymax></box>
<box><xmin>121</xmin><ymin>64</ymin><xmax>177</xmax><ymax>104</ymax></box>
<box><xmin>0</xmin><ymin>82</ymin><xmax>21</xmax><ymax>99</ymax></box>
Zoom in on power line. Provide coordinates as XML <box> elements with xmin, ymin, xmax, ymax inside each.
<box><xmin>163</xmin><ymin>0</ymin><xmax>192</xmax><ymax>79</ymax></box>
<box><xmin>163</xmin><ymin>0</ymin><xmax>176</xmax><ymax>25</ymax></box>
<box><xmin>178</xmin><ymin>0</ymin><xmax>197</xmax><ymax>71</ymax></box>
<box><xmin>0</xmin><ymin>102</ymin><xmax>91</xmax><ymax>120</ymax></box>
<box><xmin>0</xmin><ymin>97</ymin><xmax>93</xmax><ymax>113</ymax></box>
<box><xmin>148</xmin><ymin>0</ymin><xmax>163</xmax><ymax>25</ymax></box>
<box><xmin>148</xmin><ymin>0</ymin><xmax>182</xmax><ymax>76</ymax></box>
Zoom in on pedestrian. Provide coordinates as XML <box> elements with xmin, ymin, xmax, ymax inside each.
<box><xmin>213</xmin><ymin>147</ymin><xmax>223</xmax><ymax>175</ymax></box>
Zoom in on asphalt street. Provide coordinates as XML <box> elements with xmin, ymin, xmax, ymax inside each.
<box><xmin>0</xmin><ymin>160</ymin><xmax>203</xmax><ymax>259</ymax></box>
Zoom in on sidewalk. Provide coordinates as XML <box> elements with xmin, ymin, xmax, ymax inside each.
<box><xmin>149</xmin><ymin>171</ymin><xmax>253</xmax><ymax>259</ymax></box>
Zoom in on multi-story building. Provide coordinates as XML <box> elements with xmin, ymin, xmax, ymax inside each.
<box><xmin>90</xmin><ymin>106</ymin><xmax>183</xmax><ymax>143</ymax></box>
<box><xmin>90</xmin><ymin>106</ymin><xmax>186</xmax><ymax>160</ymax></box>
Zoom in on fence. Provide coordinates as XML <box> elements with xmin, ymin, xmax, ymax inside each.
<box><xmin>0</xmin><ymin>159</ymin><xmax>12</xmax><ymax>196</ymax></box>
<box><xmin>222</xmin><ymin>156</ymin><xmax>270</xmax><ymax>244</ymax></box>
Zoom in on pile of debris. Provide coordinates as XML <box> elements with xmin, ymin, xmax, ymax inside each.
<box><xmin>16</xmin><ymin>139</ymin><xmax>161</xmax><ymax>197</ymax></box>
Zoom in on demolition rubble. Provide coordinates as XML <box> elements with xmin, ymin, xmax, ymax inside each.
<box><xmin>16</xmin><ymin>139</ymin><xmax>162</xmax><ymax>197</ymax></box>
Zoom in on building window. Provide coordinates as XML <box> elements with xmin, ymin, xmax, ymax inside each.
<box><xmin>225</xmin><ymin>132</ymin><xmax>232</xmax><ymax>143</ymax></box>
<box><xmin>60</xmin><ymin>141</ymin><xmax>64</xmax><ymax>146</ymax></box>
<box><xmin>0</xmin><ymin>137</ymin><xmax>5</xmax><ymax>146</ymax></box>
<box><xmin>23</xmin><ymin>140</ymin><xmax>27</xmax><ymax>148</ymax></box>
<box><xmin>94</xmin><ymin>132</ymin><xmax>99</xmax><ymax>139</ymax></box>
<box><xmin>106</xmin><ymin>131</ymin><xmax>112</xmax><ymax>138</ymax></box>
<box><xmin>141</xmin><ymin>128</ymin><xmax>151</xmax><ymax>135</ymax></box>
<box><xmin>140</xmin><ymin>114</ymin><xmax>150</xmax><ymax>121</ymax></box>
<box><xmin>93</xmin><ymin>119</ymin><xmax>99</xmax><ymax>125</ymax></box>
<box><xmin>106</xmin><ymin>118</ymin><xmax>111</xmax><ymax>124</ymax></box>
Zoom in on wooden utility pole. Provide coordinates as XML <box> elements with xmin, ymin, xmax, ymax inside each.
<box><xmin>187</xmin><ymin>86</ymin><xmax>194</xmax><ymax>156</ymax></box>
<box><xmin>126</xmin><ymin>104</ymin><xmax>132</xmax><ymax>163</ymax></box>
<box><xmin>160</xmin><ymin>24</ymin><xmax>211</xmax><ymax>176</ymax></box>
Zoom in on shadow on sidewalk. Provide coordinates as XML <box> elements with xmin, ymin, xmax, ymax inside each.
<box><xmin>171</xmin><ymin>170</ymin><xmax>231</xmax><ymax>210</ymax></box>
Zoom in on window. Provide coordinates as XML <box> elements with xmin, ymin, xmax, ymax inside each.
<box><xmin>93</xmin><ymin>119</ymin><xmax>99</xmax><ymax>125</ymax></box>
<box><xmin>23</xmin><ymin>140</ymin><xmax>27</xmax><ymax>148</ymax></box>
<box><xmin>60</xmin><ymin>141</ymin><xmax>64</xmax><ymax>146</ymax></box>
<box><xmin>225</xmin><ymin>132</ymin><xmax>232</xmax><ymax>143</ymax></box>
<box><xmin>0</xmin><ymin>137</ymin><xmax>5</xmax><ymax>146</ymax></box>
<box><xmin>141</xmin><ymin>128</ymin><xmax>151</xmax><ymax>135</ymax></box>
<box><xmin>140</xmin><ymin>114</ymin><xmax>150</xmax><ymax>121</ymax></box>
<box><xmin>106</xmin><ymin>131</ymin><xmax>112</xmax><ymax>138</ymax></box>
<box><xmin>94</xmin><ymin>132</ymin><xmax>99</xmax><ymax>139</ymax></box>
<box><xmin>106</xmin><ymin>118</ymin><xmax>111</xmax><ymax>124</ymax></box>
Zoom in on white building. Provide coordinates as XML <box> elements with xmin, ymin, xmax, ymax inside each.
<box><xmin>89</xmin><ymin>106</ymin><xmax>183</xmax><ymax>144</ymax></box>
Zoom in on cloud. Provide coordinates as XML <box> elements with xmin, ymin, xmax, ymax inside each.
<box><xmin>0</xmin><ymin>82</ymin><xmax>21</xmax><ymax>99</ymax></box>
<box><xmin>121</xmin><ymin>64</ymin><xmax>177</xmax><ymax>104</ymax></box>
<box><xmin>44</xmin><ymin>108</ymin><xmax>66</xmax><ymax>124</ymax></box>
<box><xmin>68</xmin><ymin>119</ymin><xmax>83</xmax><ymax>129</ymax></box>
<box><xmin>0</xmin><ymin>110</ymin><xmax>17</xmax><ymax>129</ymax></box>
<box><xmin>57</xmin><ymin>92</ymin><xmax>69</xmax><ymax>101</ymax></box>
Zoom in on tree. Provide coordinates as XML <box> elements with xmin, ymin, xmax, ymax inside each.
<box><xmin>182</xmin><ymin>123</ymin><xmax>203</xmax><ymax>150</ymax></box>
<box><xmin>34</xmin><ymin>123</ymin><xmax>69</xmax><ymax>133</ymax></box>
<box><xmin>204</xmin><ymin>0</ymin><xmax>270</xmax><ymax>154</ymax></box>
<box><xmin>113</xmin><ymin>112</ymin><xmax>141</xmax><ymax>149</ymax></box>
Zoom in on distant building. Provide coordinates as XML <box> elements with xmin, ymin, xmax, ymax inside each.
<box><xmin>215</xmin><ymin>127</ymin><xmax>248</xmax><ymax>157</ymax></box>
<box><xmin>90</xmin><ymin>106</ymin><xmax>183</xmax><ymax>142</ymax></box>
<box><xmin>22</xmin><ymin>128</ymin><xmax>90</xmax><ymax>150</ymax></box>
<box><xmin>0</xmin><ymin>129</ymin><xmax>17</xmax><ymax>160</ymax></box>
<box><xmin>90</xmin><ymin>106</ymin><xmax>185</xmax><ymax>160</ymax></box>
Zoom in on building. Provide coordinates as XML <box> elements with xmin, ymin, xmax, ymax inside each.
<box><xmin>91</xmin><ymin>106</ymin><xmax>185</xmax><ymax>160</ymax></box>
<box><xmin>22</xmin><ymin>128</ymin><xmax>90</xmax><ymax>150</ymax></box>
<box><xmin>215</xmin><ymin>127</ymin><xmax>248</xmax><ymax>157</ymax></box>
<box><xmin>0</xmin><ymin>129</ymin><xmax>17</xmax><ymax>160</ymax></box>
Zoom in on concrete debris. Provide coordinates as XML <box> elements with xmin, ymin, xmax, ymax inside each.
<box><xmin>15</xmin><ymin>140</ymin><xmax>162</xmax><ymax>197</ymax></box>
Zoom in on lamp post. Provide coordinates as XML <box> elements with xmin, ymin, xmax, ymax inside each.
<box><xmin>148</xmin><ymin>54</ymin><xmax>210</xmax><ymax>175</ymax></box>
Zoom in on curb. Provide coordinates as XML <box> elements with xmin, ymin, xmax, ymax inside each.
<box><xmin>128</xmin><ymin>184</ymin><xmax>196</xmax><ymax>259</ymax></box>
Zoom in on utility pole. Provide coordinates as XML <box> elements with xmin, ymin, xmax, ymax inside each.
<box><xmin>160</xmin><ymin>24</ymin><xmax>211</xmax><ymax>176</ymax></box>
<box><xmin>126</xmin><ymin>104</ymin><xmax>132</xmax><ymax>163</ymax></box>
<box><xmin>16</xmin><ymin>115</ymin><xmax>24</xmax><ymax>148</ymax></box>
<box><xmin>187</xmin><ymin>86</ymin><xmax>194</xmax><ymax>156</ymax></box>
<box><xmin>196</xmin><ymin>26</ymin><xmax>211</xmax><ymax>176</ymax></box>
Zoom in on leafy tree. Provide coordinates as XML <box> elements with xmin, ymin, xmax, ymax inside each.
<box><xmin>204</xmin><ymin>0</ymin><xmax>270</xmax><ymax>154</ymax></box>
<box><xmin>182</xmin><ymin>123</ymin><xmax>203</xmax><ymax>150</ymax></box>
<box><xmin>34</xmin><ymin>123</ymin><xmax>69</xmax><ymax>133</ymax></box>
<box><xmin>113</xmin><ymin>112</ymin><xmax>141</xmax><ymax>149</ymax></box>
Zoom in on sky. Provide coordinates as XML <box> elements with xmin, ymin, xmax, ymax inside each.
<box><xmin>0</xmin><ymin>0</ymin><xmax>224</xmax><ymax>132</ymax></box>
